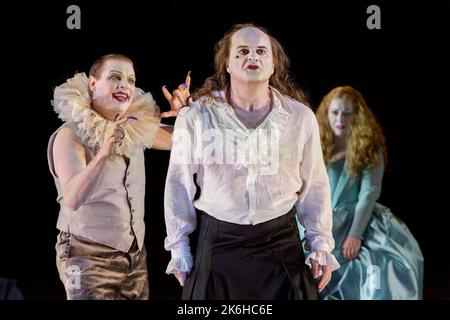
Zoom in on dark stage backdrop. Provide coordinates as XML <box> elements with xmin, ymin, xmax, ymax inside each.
<box><xmin>1</xmin><ymin>0</ymin><xmax>449</xmax><ymax>299</ymax></box>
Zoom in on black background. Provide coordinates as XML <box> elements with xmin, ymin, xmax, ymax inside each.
<box><xmin>1</xmin><ymin>0</ymin><xmax>449</xmax><ymax>300</ymax></box>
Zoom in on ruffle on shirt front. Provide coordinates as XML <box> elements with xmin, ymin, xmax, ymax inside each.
<box><xmin>201</xmin><ymin>87</ymin><xmax>290</xmax><ymax>174</ymax></box>
<box><xmin>51</xmin><ymin>73</ymin><xmax>161</xmax><ymax>156</ymax></box>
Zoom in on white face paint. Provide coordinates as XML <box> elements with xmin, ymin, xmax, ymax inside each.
<box><xmin>227</xmin><ymin>27</ymin><xmax>274</xmax><ymax>84</ymax></box>
<box><xmin>328</xmin><ymin>98</ymin><xmax>355</xmax><ymax>137</ymax></box>
<box><xmin>89</xmin><ymin>59</ymin><xmax>136</xmax><ymax>118</ymax></box>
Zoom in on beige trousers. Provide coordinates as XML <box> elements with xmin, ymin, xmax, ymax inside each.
<box><xmin>55</xmin><ymin>231</ymin><xmax>149</xmax><ymax>300</ymax></box>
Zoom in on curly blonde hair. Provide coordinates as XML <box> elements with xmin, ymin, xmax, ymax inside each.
<box><xmin>193</xmin><ymin>23</ymin><xmax>308</xmax><ymax>104</ymax></box>
<box><xmin>316</xmin><ymin>86</ymin><xmax>387</xmax><ymax>177</ymax></box>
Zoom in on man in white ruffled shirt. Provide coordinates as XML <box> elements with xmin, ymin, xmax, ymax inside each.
<box><xmin>164</xmin><ymin>24</ymin><xmax>340</xmax><ymax>300</ymax></box>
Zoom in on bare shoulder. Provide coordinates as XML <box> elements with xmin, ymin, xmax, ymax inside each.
<box><xmin>55</xmin><ymin>126</ymin><xmax>81</xmax><ymax>143</ymax></box>
<box><xmin>53</xmin><ymin>127</ymin><xmax>85</xmax><ymax>154</ymax></box>
<box><xmin>52</xmin><ymin>127</ymin><xmax>87</xmax><ymax>178</ymax></box>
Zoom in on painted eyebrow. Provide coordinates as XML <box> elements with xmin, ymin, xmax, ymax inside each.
<box><xmin>236</xmin><ymin>45</ymin><xmax>268</xmax><ymax>49</ymax></box>
<box><xmin>331</xmin><ymin>108</ymin><xmax>353</xmax><ymax>112</ymax></box>
<box><xmin>109</xmin><ymin>70</ymin><xmax>136</xmax><ymax>78</ymax></box>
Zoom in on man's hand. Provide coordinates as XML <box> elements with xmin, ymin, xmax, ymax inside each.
<box><xmin>161</xmin><ymin>71</ymin><xmax>192</xmax><ymax>118</ymax></box>
<box><xmin>173</xmin><ymin>270</ymin><xmax>187</xmax><ymax>287</ymax></box>
<box><xmin>310</xmin><ymin>259</ymin><xmax>332</xmax><ymax>293</ymax></box>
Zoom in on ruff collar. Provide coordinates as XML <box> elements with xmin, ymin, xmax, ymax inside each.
<box><xmin>52</xmin><ymin>73</ymin><xmax>161</xmax><ymax>156</ymax></box>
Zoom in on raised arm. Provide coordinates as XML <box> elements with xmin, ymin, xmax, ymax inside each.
<box><xmin>152</xmin><ymin>71</ymin><xmax>193</xmax><ymax>151</ymax></box>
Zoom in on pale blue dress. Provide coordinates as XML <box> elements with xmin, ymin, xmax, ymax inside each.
<box><xmin>300</xmin><ymin>155</ymin><xmax>424</xmax><ymax>299</ymax></box>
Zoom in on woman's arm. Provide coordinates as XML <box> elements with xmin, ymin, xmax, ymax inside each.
<box><xmin>348</xmin><ymin>154</ymin><xmax>384</xmax><ymax>238</ymax></box>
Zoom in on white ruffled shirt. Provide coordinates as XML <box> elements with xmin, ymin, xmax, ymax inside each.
<box><xmin>164</xmin><ymin>88</ymin><xmax>340</xmax><ymax>274</ymax></box>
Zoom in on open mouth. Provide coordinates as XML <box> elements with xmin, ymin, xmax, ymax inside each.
<box><xmin>112</xmin><ymin>92</ymin><xmax>129</xmax><ymax>103</ymax></box>
<box><xmin>336</xmin><ymin>124</ymin><xmax>346</xmax><ymax>130</ymax></box>
<box><xmin>246</xmin><ymin>64</ymin><xmax>260</xmax><ymax>71</ymax></box>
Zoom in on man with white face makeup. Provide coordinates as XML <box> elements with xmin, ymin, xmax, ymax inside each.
<box><xmin>164</xmin><ymin>24</ymin><xmax>340</xmax><ymax>299</ymax></box>
<box><xmin>48</xmin><ymin>54</ymin><xmax>190</xmax><ymax>299</ymax></box>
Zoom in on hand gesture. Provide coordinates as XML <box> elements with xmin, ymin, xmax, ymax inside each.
<box><xmin>161</xmin><ymin>71</ymin><xmax>193</xmax><ymax>118</ymax></box>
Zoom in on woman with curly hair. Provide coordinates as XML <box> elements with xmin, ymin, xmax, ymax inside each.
<box><xmin>313</xmin><ymin>86</ymin><xmax>423</xmax><ymax>299</ymax></box>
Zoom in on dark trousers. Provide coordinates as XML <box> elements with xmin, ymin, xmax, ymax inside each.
<box><xmin>183</xmin><ymin>207</ymin><xmax>318</xmax><ymax>300</ymax></box>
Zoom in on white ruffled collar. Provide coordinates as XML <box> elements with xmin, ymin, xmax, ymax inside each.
<box><xmin>51</xmin><ymin>73</ymin><xmax>161</xmax><ymax>156</ymax></box>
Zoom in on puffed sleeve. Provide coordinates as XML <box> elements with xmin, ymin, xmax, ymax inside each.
<box><xmin>164</xmin><ymin>106</ymin><xmax>200</xmax><ymax>274</ymax></box>
<box><xmin>296</xmin><ymin>113</ymin><xmax>340</xmax><ymax>271</ymax></box>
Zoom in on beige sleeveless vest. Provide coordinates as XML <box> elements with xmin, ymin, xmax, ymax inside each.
<box><xmin>48</xmin><ymin>124</ymin><xmax>146</xmax><ymax>252</ymax></box>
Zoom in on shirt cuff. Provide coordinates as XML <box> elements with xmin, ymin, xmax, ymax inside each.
<box><xmin>165</xmin><ymin>256</ymin><xmax>193</xmax><ymax>275</ymax></box>
<box><xmin>171</xmin><ymin>245</ymin><xmax>192</xmax><ymax>259</ymax></box>
<box><xmin>305</xmin><ymin>251</ymin><xmax>341</xmax><ymax>273</ymax></box>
